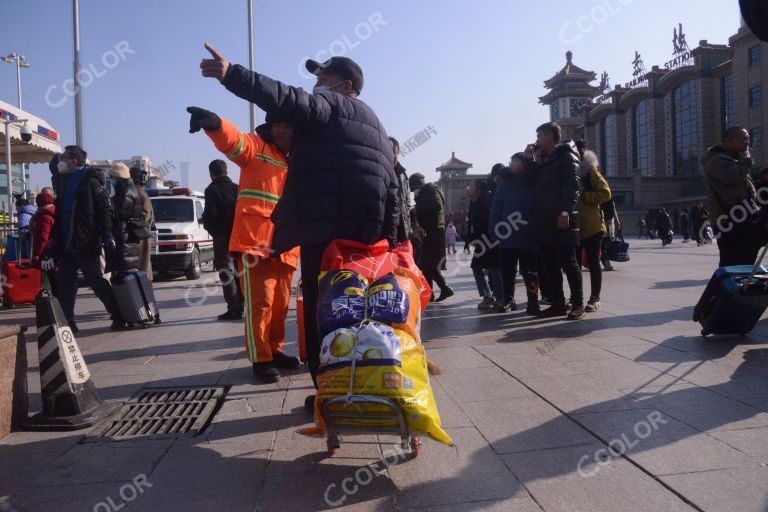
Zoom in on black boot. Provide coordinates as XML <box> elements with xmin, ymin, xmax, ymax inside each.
<box><xmin>252</xmin><ymin>361</ymin><xmax>280</xmax><ymax>383</ymax></box>
<box><xmin>435</xmin><ymin>287</ymin><xmax>455</xmax><ymax>303</ymax></box>
<box><xmin>110</xmin><ymin>318</ymin><xmax>127</xmax><ymax>331</ymax></box>
<box><xmin>272</xmin><ymin>351</ymin><xmax>300</xmax><ymax>369</ymax></box>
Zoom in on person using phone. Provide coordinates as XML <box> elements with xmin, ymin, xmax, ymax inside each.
<box><xmin>527</xmin><ymin>122</ymin><xmax>584</xmax><ymax>320</ymax></box>
<box><xmin>703</xmin><ymin>127</ymin><xmax>759</xmax><ymax>266</ymax></box>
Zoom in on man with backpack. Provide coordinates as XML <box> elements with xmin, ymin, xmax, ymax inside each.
<box><xmin>202</xmin><ymin>159</ymin><xmax>244</xmax><ymax>320</ymax></box>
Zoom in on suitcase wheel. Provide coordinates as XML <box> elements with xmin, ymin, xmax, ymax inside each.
<box><xmin>154</xmin><ymin>317</ymin><xmax>161</xmax><ymax>325</ymax></box>
<box><xmin>701</xmin><ymin>329</ymin><xmax>708</xmax><ymax>337</ymax></box>
<box><xmin>141</xmin><ymin>323</ymin><xmax>148</xmax><ymax>329</ymax></box>
<box><xmin>127</xmin><ymin>323</ymin><xmax>134</xmax><ymax>329</ymax></box>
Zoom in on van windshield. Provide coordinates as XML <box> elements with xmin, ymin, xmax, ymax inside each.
<box><xmin>151</xmin><ymin>198</ymin><xmax>194</xmax><ymax>222</ymax></box>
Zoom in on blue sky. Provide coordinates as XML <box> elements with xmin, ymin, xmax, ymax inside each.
<box><xmin>1</xmin><ymin>0</ymin><xmax>743</xmax><ymax>191</ymax></box>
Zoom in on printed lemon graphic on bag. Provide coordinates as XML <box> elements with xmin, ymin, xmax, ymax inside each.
<box><xmin>363</xmin><ymin>348</ymin><xmax>384</xmax><ymax>360</ymax></box>
<box><xmin>329</xmin><ymin>331</ymin><xmax>355</xmax><ymax>358</ymax></box>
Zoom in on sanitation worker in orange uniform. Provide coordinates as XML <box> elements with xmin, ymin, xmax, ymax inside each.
<box><xmin>187</xmin><ymin>106</ymin><xmax>300</xmax><ymax>384</ymax></box>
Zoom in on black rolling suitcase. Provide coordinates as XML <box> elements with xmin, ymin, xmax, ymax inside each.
<box><xmin>693</xmin><ymin>246</ymin><xmax>768</xmax><ymax>337</ymax></box>
<box><xmin>111</xmin><ymin>269</ymin><xmax>160</xmax><ymax>328</ymax></box>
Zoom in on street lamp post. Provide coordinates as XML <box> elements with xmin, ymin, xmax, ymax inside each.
<box><xmin>73</xmin><ymin>0</ymin><xmax>84</xmax><ymax>147</ymax></box>
<box><xmin>2</xmin><ymin>53</ymin><xmax>31</xmax><ymax>201</ymax></box>
<box><xmin>1</xmin><ymin>53</ymin><xmax>30</xmax><ymax>110</ymax></box>
<box><xmin>2</xmin><ymin>117</ymin><xmax>29</xmax><ymax>226</ymax></box>
<box><xmin>247</xmin><ymin>0</ymin><xmax>256</xmax><ymax>132</ymax></box>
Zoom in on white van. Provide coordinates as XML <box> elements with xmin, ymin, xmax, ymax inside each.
<box><xmin>147</xmin><ymin>188</ymin><xmax>214</xmax><ymax>279</ymax></box>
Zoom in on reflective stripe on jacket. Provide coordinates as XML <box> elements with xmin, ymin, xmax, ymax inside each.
<box><xmin>205</xmin><ymin>117</ymin><xmax>299</xmax><ymax>269</ymax></box>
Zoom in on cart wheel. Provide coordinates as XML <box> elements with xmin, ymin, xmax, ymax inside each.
<box><xmin>410</xmin><ymin>436</ymin><xmax>421</xmax><ymax>458</ymax></box>
<box><xmin>327</xmin><ymin>437</ymin><xmax>340</xmax><ymax>456</ymax></box>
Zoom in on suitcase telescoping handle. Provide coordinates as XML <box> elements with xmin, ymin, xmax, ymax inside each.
<box><xmin>743</xmin><ymin>244</ymin><xmax>768</xmax><ymax>290</ymax></box>
<box><xmin>17</xmin><ymin>230</ymin><xmax>32</xmax><ymax>268</ymax></box>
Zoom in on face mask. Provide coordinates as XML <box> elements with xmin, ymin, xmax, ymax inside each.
<box><xmin>313</xmin><ymin>81</ymin><xmax>345</xmax><ymax>94</ymax></box>
<box><xmin>57</xmin><ymin>160</ymin><xmax>70</xmax><ymax>173</ymax></box>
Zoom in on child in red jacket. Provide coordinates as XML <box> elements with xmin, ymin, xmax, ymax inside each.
<box><xmin>30</xmin><ymin>188</ymin><xmax>57</xmax><ymax>293</ymax></box>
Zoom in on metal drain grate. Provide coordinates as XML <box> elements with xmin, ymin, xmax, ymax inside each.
<box><xmin>96</xmin><ymin>387</ymin><xmax>226</xmax><ymax>438</ymax></box>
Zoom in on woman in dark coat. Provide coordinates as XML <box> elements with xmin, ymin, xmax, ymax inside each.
<box><xmin>490</xmin><ymin>157</ymin><xmax>540</xmax><ymax>314</ymax></box>
<box><xmin>107</xmin><ymin>163</ymin><xmax>144</xmax><ymax>272</ymax></box>
<box><xmin>409</xmin><ymin>173</ymin><xmax>454</xmax><ymax>302</ymax></box>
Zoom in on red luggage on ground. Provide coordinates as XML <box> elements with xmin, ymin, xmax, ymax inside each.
<box><xmin>1</xmin><ymin>259</ymin><xmax>41</xmax><ymax>308</ymax></box>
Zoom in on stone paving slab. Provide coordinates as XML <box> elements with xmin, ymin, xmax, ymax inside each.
<box><xmin>571</xmin><ymin>409</ymin><xmax>747</xmax><ymax>476</ymax></box>
<box><xmin>502</xmin><ymin>444</ymin><xmax>696</xmax><ymax>512</ymax></box>
<box><xmin>435</xmin><ymin>366</ymin><xmax>534</xmax><ymax>403</ymax></box>
<box><xmin>460</xmin><ymin>397</ymin><xmax>596</xmax><ymax>454</ymax></box>
<box><xmin>385</xmin><ymin>427</ymin><xmax>527</xmax><ymax>509</ymax></box>
<box><xmin>659</xmin><ymin>462</ymin><xmax>768</xmax><ymax>512</ymax></box>
<box><xmin>519</xmin><ymin>374</ymin><xmax>646</xmax><ymax>414</ymax></box>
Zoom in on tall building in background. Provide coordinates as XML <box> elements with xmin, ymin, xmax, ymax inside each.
<box><xmin>0</xmin><ymin>164</ymin><xmax>31</xmax><ymax>212</ymax></box>
<box><xmin>180</xmin><ymin>161</ymin><xmax>190</xmax><ymax>188</ymax></box>
<box><xmin>537</xmin><ymin>21</ymin><xmax>767</xmax><ymax>234</ymax></box>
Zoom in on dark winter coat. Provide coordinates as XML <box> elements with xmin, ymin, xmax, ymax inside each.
<box><xmin>222</xmin><ymin>64</ymin><xmax>399</xmax><ymax>252</ymax></box>
<box><xmin>202</xmin><ymin>175</ymin><xmax>239</xmax><ymax>238</ymax></box>
<box><xmin>469</xmin><ymin>185</ymin><xmax>499</xmax><ymax>269</ymax></box>
<box><xmin>657</xmin><ymin>212</ymin><xmax>672</xmax><ymax>233</ymax></box>
<box><xmin>107</xmin><ymin>178</ymin><xmax>144</xmax><ymax>272</ymax></box>
<box><xmin>52</xmin><ymin>166</ymin><xmax>113</xmax><ymax>257</ymax></box>
<box><xmin>414</xmin><ymin>182</ymin><xmax>446</xmax><ymax>270</ymax></box>
<box><xmin>490</xmin><ymin>166</ymin><xmax>537</xmax><ymax>251</ymax></box>
<box><xmin>680</xmin><ymin>212</ymin><xmax>690</xmax><ymax>233</ymax></box>
<box><xmin>533</xmin><ymin>141</ymin><xmax>581</xmax><ymax>247</ymax></box>
<box><xmin>702</xmin><ymin>145</ymin><xmax>756</xmax><ymax>224</ymax></box>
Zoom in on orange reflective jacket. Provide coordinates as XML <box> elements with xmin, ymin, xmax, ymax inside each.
<box><xmin>205</xmin><ymin>117</ymin><xmax>299</xmax><ymax>269</ymax></box>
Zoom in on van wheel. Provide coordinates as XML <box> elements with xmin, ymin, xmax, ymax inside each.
<box><xmin>185</xmin><ymin>248</ymin><xmax>201</xmax><ymax>280</ymax></box>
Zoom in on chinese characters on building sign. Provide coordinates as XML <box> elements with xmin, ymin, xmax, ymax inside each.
<box><xmin>664</xmin><ymin>23</ymin><xmax>693</xmax><ymax>70</ymax></box>
<box><xmin>594</xmin><ymin>71</ymin><xmax>613</xmax><ymax>104</ymax></box>
<box><xmin>624</xmin><ymin>51</ymin><xmax>649</xmax><ymax>89</ymax></box>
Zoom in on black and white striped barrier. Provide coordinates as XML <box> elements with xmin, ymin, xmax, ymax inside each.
<box><xmin>25</xmin><ymin>290</ymin><xmax>120</xmax><ymax>431</ymax></box>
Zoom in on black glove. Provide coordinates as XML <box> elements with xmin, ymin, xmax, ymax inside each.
<box><xmin>186</xmin><ymin>106</ymin><xmax>221</xmax><ymax>133</ymax></box>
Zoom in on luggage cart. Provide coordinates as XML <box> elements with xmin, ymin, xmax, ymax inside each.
<box><xmin>321</xmin><ymin>394</ymin><xmax>420</xmax><ymax>457</ymax></box>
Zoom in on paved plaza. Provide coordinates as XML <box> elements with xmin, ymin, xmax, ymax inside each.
<box><xmin>2</xmin><ymin>239</ymin><xmax>768</xmax><ymax>512</ymax></box>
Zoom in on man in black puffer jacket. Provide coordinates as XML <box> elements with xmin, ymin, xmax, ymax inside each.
<box><xmin>45</xmin><ymin>145</ymin><xmax>123</xmax><ymax>332</ymax></box>
<box><xmin>201</xmin><ymin>44</ymin><xmax>399</xmax><ymax>388</ymax></box>
<box><xmin>526</xmin><ymin>122</ymin><xmax>585</xmax><ymax>320</ymax></box>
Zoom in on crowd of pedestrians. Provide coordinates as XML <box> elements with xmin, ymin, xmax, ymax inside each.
<box><xmin>427</xmin><ymin>122</ymin><xmax>619</xmax><ymax>320</ymax></box>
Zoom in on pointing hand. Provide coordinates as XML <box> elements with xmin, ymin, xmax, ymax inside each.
<box><xmin>200</xmin><ymin>43</ymin><xmax>230</xmax><ymax>83</ymax></box>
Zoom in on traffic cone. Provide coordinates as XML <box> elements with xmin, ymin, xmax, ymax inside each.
<box><xmin>24</xmin><ymin>290</ymin><xmax>120</xmax><ymax>431</ymax></box>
